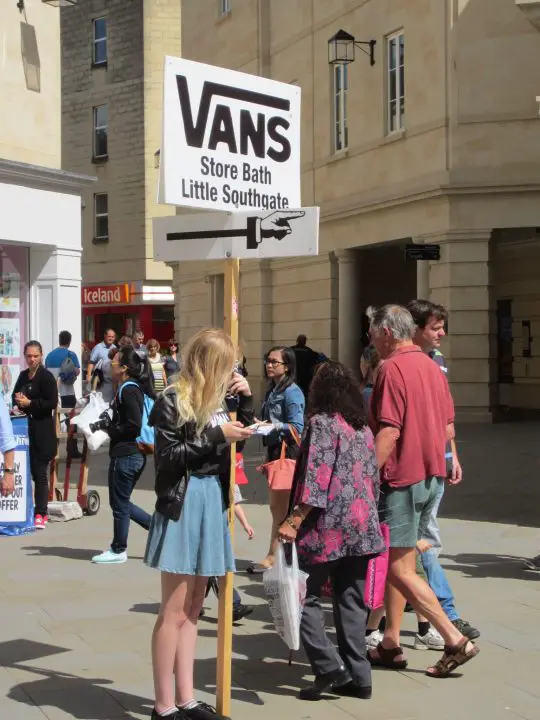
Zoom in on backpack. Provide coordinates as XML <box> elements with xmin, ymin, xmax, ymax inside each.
<box><xmin>118</xmin><ymin>380</ymin><xmax>155</xmax><ymax>455</ymax></box>
<box><xmin>59</xmin><ymin>353</ymin><xmax>77</xmax><ymax>385</ymax></box>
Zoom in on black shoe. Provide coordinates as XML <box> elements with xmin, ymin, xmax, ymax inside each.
<box><xmin>452</xmin><ymin>618</ymin><xmax>480</xmax><ymax>640</ymax></box>
<box><xmin>181</xmin><ymin>701</ymin><xmax>230</xmax><ymax>720</ymax></box>
<box><xmin>232</xmin><ymin>604</ymin><xmax>253</xmax><ymax>622</ymax></box>
<box><xmin>151</xmin><ymin>709</ymin><xmax>183</xmax><ymax>719</ymax></box>
<box><xmin>404</xmin><ymin>602</ymin><xmax>414</xmax><ymax>612</ymax></box>
<box><xmin>298</xmin><ymin>666</ymin><xmax>351</xmax><ymax>701</ymax></box>
<box><xmin>332</xmin><ymin>682</ymin><xmax>372</xmax><ymax>699</ymax></box>
<box><xmin>198</xmin><ymin>608</ymin><xmax>205</xmax><ymax>618</ymax></box>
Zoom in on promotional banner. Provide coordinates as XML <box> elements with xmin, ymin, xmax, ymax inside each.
<box><xmin>159</xmin><ymin>56</ymin><xmax>301</xmax><ymax>212</ymax></box>
<box><xmin>0</xmin><ymin>416</ymin><xmax>34</xmax><ymax>536</ymax></box>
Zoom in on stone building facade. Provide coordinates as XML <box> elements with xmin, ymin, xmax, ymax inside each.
<box><xmin>172</xmin><ymin>0</ymin><xmax>540</xmax><ymax>419</ymax></box>
<box><xmin>0</xmin><ymin>0</ymin><xmax>93</xmax><ymax>396</ymax></box>
<box><xmin>61</xmin><ymin>0</ymin><xmax>180</xmax><ymax>346</ymax></box>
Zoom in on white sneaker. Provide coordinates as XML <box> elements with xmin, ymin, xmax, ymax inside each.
<box><xmin>366</xmin><ymin>629</ymin><xmax>384</xmax><ymax>649</ymax></box>
<box><xmin>91</xmin><ymin>548</ymin><xmax>127</xmax><ymax>564</ymax></box>
<box><xmin>414</xmin><ymin>627</ymin><xmax>444</xmax><ymax>651</ymax></box>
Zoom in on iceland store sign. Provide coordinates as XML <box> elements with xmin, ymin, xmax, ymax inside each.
<box><xmin>158</xmin><ymin>57</ymin><xmax>301</xmax><ymax>212</ymax></box>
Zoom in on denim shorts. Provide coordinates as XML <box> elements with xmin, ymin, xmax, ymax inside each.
<box><xmin>144</xmin><ymin>474</ymin><xmax>235</xmax><ymax>576</ymax></box>
<box><xmin>380</xmin><ymin>477</ymin><xmax>442</xmax><ymax>548</ymax></box>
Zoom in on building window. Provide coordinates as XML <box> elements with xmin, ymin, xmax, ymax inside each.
<box><xmin>94</xmin><ymin>193</ymin><xmax>109</xmax><ymax>242</ymax></box>
<box><xmin>387</xmin><ymin>31</ymin><xmax>405</xmax><ymax>133</ymax></box>
<box><xmin>92</xmin><ymin>17</ymin><xmax>107</xmax><ymax>66</ymax></box>
<box><xmin>333</xmin><ymin>63</ymin><xmax>348</xmax><ymax>152</ymax></box>
<box><xmin>219</xmin><ymin>0</ymin><xmax>231</xmax><ymax>17</ymax></box>
<box><xmin>93</xmin><ymin>104</ymin><xmax>108</xmax><ymax>160</ymax></box>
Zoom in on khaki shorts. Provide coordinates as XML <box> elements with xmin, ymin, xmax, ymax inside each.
<box><xmin>380</xmin><ymin>477</ymin><xmax>442</xmax><ymax>549</ymax></box>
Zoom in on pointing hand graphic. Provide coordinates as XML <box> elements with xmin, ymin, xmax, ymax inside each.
<box><xmin>260</xmin><ymin>210</ymin><xmax>306</xmax><ymax>242</ymax></box>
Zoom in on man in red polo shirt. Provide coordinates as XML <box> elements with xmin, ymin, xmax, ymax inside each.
<box><xmin>368</xmin><ymin>304</ymin><xmax>479</xmax><ymax>678</ymax></box>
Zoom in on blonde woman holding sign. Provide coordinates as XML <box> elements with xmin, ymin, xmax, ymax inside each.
<box><xmin>145</xmin><ymin>328</ymin><xmax>254</xmax><ymax>720</ymax></box>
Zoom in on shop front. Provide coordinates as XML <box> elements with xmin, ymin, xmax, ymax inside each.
<box><xmin>0</xmin><ymin>160</ymin><xmax>94</xmax><ymax>407</ymax></box>
<box><xmin>82</xmin><ymin>281</ymin><xmax>174</xmax><ymax>348</ymax></box>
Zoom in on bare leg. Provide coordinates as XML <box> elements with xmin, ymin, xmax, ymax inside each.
<box><xmin>151</xmin><ymin>572</ymin><xmax>203</xmax><ymax>713</ymax></box>
<box><xmin>384</xmin><ymin>548</ymin><xmax>463</xmax><ymax>654</ymax></box>
<box><xmin>367</xmin><ymin>606</ymin><xmax>385</xmax><ymax>631</ymax></box>
<box><xmin>175</xmin><ymin>576</ymin><xmax>209</xmax><ymax>704</ymax></box>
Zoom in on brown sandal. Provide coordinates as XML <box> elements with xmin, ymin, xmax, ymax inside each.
<box><xmin>368</xmin><ymin>642</ymin><xmax>408</xmax><ymax>670</ymax></box>
<box><xmin>426</xmin><ymin>637</ymin><xmax>480</xmax><ymax>678</ymax></box>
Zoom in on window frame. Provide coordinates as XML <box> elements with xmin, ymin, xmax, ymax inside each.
<box><xmin>92</xmin><ymin>16</ymin><xmax>108</xmax><ymax>67</ymax></box>
<box><xmin>94</xmin><ymin>193</ymin><xmax>109</xmax><ymax>243</ymax></box>
<box><xmin>92</xmin><ymin>104</ymin><xmax>109</xmax><ymax>161</ymax></box>
<box><xmin>219</xmin><ymin>0</ymin><xmax>231</xmax><ymax>18</ymax></box>
<box><xmin>332</xmin><ymin>63</ymin><xmax>348</xmax><ymax>153</ymax></box>
<box><xmin>386</xmin><ymin>30</ymin><xmax>405</xmax><ymax>134</ymax></box>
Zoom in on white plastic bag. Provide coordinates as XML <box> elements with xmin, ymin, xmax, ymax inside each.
<box><xmin>70</xmin><ymin>392</ymin><xmax>111</xmax><ymax>453</ymax></box>
<box><xmin>263</xmin><ymin>543</ymin><xmax>309</xmax><ymax>651</ymax></box>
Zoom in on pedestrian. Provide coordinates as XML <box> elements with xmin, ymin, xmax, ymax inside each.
<box><xmin>163</xmin><ymin>339</ymin><xmax>180</xmax><ymax>385</ymax></box>
<box><xmin>144</xmin><ymin>328</ymin><xmax>254</xmax><ymax>720</ymax></box>
<box><xmin>132</xmin><ymin>330</ymin><xmax>147</xmax><ymax>358</ymax></box>
<box><xmin>278</xmin><ymin>361</ymin><xmax>385</xmax><ymax>701</ymax></box>
<box><xmin>0</xmin><ymin>394</ymin><xmax>17</xmax><ymax>497</ymax></box>
<box><xmin>291</xmin><ymin>334</ymin><xmax>325</xmax><ymax>399</ymax></box>
<box><xmin>203</xmin><ymin>485</ymin><xmax>255</xmax><ymax>622</ymax></box>
<box><xmin>360</xmin><ymin>345</ymin><xmax>383</xmax><ymax>413</ymax></box>
<box><xmin>86</xmin><ymin>329</ymin><xmax>117</xmax><ymax>393</ymax></box>
<box><xmin>147</xmin><ymin>339</ymin><xmax>167</xmax><ymax>392</ymax></box>
<box><xmin>407</xmin><ymin>298</ymin><xmax>479</xmax><ymax>641</ymax></box>
<box><xmin>248</xmin><ymin>345</ymin><xmax>304</xmax><ymax>573</ymax></box>
<box><xmin>98</xmin><ymin>347</ymin><xmax>116</xmax><ymax>404</ymax></box>
<box><xmin>12</xmin><ymin>341</ymin><xmax>58</xmax><ymax>529</ymax></box>
<box><xmin>91</xmin><ymin>346</ymin><xmax>154</xmax><ymax>564</ymax></box>
<box><xmin>45</xmin><ymin>330</ymin><xmax>82</xmax><ymax>458</ymax></box>
<box><xmin>368</xmin><ymin>305</ymin><xmax>479</xmax><ymax>677</ymax></box>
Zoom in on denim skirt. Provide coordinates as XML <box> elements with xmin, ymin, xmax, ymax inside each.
<box><xmin>144</xmin><ymin>474</ymin><xmax>235</xmax><ymax>576</ymax></box>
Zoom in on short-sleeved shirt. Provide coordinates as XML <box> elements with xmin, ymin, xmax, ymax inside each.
<box><xmin>429</xmin><ymin>349</ymin><xmax>453</xmax><ymax>465</ymax></box>
<box><xmin>89</xmin><ymin>341</ymin><xmax>117</xmax><ymax>366</ymax></box>
<box><xmin>369</xmin><ymin>345</ymin><xmax>454</xmax><ymax>488</ymax></box>
<box><xmin>45</xmin><ymin>347</ymin><xmax>80</xmax><ymax>397</ymax></box>
<box><xmin>0</xmin><ymin>396</ymin><xmax>16</xmax><ymax>454</ymax></box>
<box><xmin>292</xmin><ymin>413</ymin><xmax>385</xmax><ymax>564</ymax></box>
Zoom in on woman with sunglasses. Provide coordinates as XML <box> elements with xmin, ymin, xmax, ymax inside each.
<box><xmin>248</xmin><ymin>345</ymin><xmax>305</xmax><ymax>573</ymax></box>
<box><xmin>163</xmin><ymin>339</ymin><xmax>180</xmax><ymax>386</ymax></box>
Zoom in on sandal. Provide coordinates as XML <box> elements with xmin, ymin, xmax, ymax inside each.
<box><xmin>247</xmin><ymin>562</ymin><xmax>272</xmax><ymax>575</ymax></box>
<box><xmin>426</xmin><ymin>637</ymin><xmax>480</xmax><ymax>678</ymax></box>
<box><xmin>368</xmin><ymin>642</ymin><xmax>408</xmax><ymax>670</ymax></box>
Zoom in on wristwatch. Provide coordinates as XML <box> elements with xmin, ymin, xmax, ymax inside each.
<box><xmin>3</xmin><ymin>467</ymin><xmax>14</xmax><ymax>475</ymax></box>
<box><xmin>285</xmin><ymin>516</ymin><xmax>299</xmax><ymax>531</ymax></box>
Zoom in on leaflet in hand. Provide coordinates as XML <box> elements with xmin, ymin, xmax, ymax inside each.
<box><xmin>248</xmin><ymin>422</ymin><xmax>274</xmax><ymax>437</ymax></box>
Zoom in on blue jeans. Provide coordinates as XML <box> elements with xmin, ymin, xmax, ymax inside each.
<box><xmin>421</xmin><ymin>548</ymin><xmax>459</xmax><ymax>622</ymax></box>
<box><xmin>423</xmin><ymin>478</ymin><xmax>445</xmax><ymax>555</ymax></box>
<box><xmin>108</xmin><ymin>453</ymin><xmax>151</xmax><ymax>554</ymax></box>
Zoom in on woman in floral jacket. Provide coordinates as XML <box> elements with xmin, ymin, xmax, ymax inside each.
<box><xmin>278</xmin><ymin>361</ymin><xmax>385</xmax><ymax>702</ymax></box>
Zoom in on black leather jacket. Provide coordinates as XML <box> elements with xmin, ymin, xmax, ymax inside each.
<box><xmin>149</xmin><ymin>388</ymin><xmax>254</xmax><ymax>518</ymax></box>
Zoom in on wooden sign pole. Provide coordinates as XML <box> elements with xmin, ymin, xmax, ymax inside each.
<box><xmin>216</xmin><ymin>256</ymin><xmax>240</xmax><ymax>718</ymax></box>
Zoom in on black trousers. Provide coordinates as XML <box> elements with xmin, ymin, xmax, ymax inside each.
<box><xmin>30</xmin><ymin>454</ymin><xmax>50</xmax><ymax>517</ymax></box>
<box><xmin>300</xmin><ymin>555</ymin><xmax>371</xmax><ymax>688</ymax></box>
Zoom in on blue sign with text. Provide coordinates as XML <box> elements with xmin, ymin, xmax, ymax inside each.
<box><xmin>0</xmin><ymin>416</ymin><xmax>34</xmax><ymax>536</ymax></box>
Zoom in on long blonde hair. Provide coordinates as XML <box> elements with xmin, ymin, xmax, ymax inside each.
<box><xmin>172</xmin><ymin>328</ymin><xmax>235</xmax><ymax>434</ymax></box>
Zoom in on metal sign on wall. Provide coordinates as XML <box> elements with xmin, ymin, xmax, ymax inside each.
<box><xmin>158</xmin><ymin>56</ymin><xmax>301</xmax><ymax>213</ymax></box>
<box><xmin>153</xmin><ymin>208</ymin><xmax>319</xmax><ymax>262</ymax></box>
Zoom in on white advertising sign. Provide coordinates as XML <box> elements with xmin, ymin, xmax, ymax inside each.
<box><xmin>0</xmin><ymin>450</ymin><xmax>27</xmax><ymax>523</ymax></box>
<box><xmin>159</xmin><ymin>56</ymin><xmax>301</xmax><ymax>212</ymax></box>
<box><xmin>153</xmin><ymin>208</ymin><xmax>319</xmax><ymax>262</ymax></box>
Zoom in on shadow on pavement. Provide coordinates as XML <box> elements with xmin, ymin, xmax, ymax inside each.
<box><xmin>1</xmin><ymin>639</ymin><xmax>153</xmax><ymax>719</ymax></box>
<box><xmin>441</xmin><ymin>553</ymin><xmax>540</xmax><ymax>581</ymax></box>
<box><xmin>129</xmin><ymin>601</ymin><xmax>160</xmax><ymax>615</ymax></box>
<box><xmin>21</xmin><ymin>545</ymin><xmax>144</xmax><ymax>562</ymax></box>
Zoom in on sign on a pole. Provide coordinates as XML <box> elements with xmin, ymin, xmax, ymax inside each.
<box><xmin>159</xmin><ymin>57</ymin><xmax>301</xmax><ymax>213</ymax></box>
<box><xmin>153</xmin><ymin>208</ymin><xmax>319</xmax><ymax>262</ymax></box>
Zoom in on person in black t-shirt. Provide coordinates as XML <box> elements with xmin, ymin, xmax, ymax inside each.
<box><xmin>292</xmin><ymin>335</ymin><xmax>326</xmax><ymax>401</ymax></box>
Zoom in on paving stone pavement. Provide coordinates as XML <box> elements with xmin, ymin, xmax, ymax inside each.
<box><xmin>1</xmin><ymin>422</ymin><xmax>539</xmax><ymax>720</ymax></box>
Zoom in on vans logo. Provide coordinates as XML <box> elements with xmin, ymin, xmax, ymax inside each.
<box><xmin>176</xmin><ymin>76</ymin><xmax>292</xmax><ymax>163</ymax></box>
